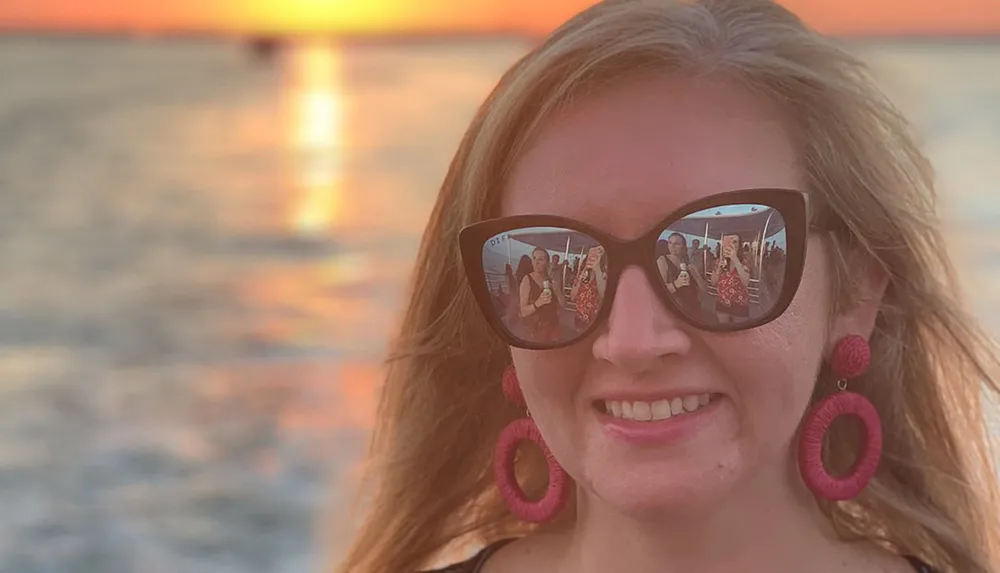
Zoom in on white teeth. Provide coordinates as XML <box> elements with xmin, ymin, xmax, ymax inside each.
<box><xmin>632</xmin><ymin>401</ymin><xmax>652</xmax><ymax>421</ymax></box>
<box><xmin>651</xmin><ymin>399</ymin><xmax>672</xmax><ymax>420</ymax></box>
<box><xmin>621</xmin><ymin>401</ymin><xmax>634</xmax><ymax>420</ymax></box>
<box><xmin>608</xmin><ymin>400</ymin><xmax>622</xmax><ymax>417</ymax></box>
<box><xmin>603</xmin><ymin>395</ymin><xmax>714</xmax><ymax>422</ymax></box>
<box><xmin>670</xmin><ymin>397</ymin><xmax>684</xmax><ymax>415</ymax></box>
<box><xmin>682</xmin><ymin>395</ymin><xmax>699</xmax><ymax>412</ymax></box>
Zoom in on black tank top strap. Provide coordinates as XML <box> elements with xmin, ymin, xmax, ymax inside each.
<box><xmin>662</xmin><ymin>255</ymin><xmax>680</xmax><ymax>280</ymax></box>
<box><xmin>527</xmin><ymin>274</ymin><xmax>540</xmax><ymax>298</ymax></box>
<box><xmin>905</xmin><ymin>555</ymin><xmax>939</xmax><ymax>572</ymax></box>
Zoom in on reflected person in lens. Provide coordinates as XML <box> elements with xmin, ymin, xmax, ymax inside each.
<box><xmin>711</xmin><ymin>233</ymin><xmax>752</xmax><ymax>323</ymax></box>
<box><xmin>518</xmin><ymin>247</ymin><xmax>566</xmax><ymax>342</ymax></box>
<box><xmin>657</xmin><ymin>232</ymin><xmax>707</xmax><ymax>320</ymax></box>
<box><xmin>570</xmin><ymin>246</ymin><xmax>607</xmax><ymax>330</ymax></box>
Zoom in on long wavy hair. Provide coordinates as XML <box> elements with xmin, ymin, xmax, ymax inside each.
<box><xmin>333</xmin><ymin>1</ymin><xmax>1000</xmax><ymax>571</ymax></box>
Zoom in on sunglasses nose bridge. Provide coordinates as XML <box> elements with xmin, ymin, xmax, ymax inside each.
<box><xmin>606</xmin><ymin>237</ymin><xmax>656</xmax><ymax>277</ymax></box>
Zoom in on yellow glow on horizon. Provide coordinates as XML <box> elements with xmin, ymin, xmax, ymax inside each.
<box><xmin>3</xmin><ymin>0</ymin><xmax>1000</xmax><ymax>35</ymax></box>
<box><xmin>232</xmin><ymin>0</ymin><xmax>421</xmax><ymax>34</ymax></box>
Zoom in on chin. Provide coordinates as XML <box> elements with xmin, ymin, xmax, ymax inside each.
<box><xmin>567</xmin><ymin>397</ymin><xmax>746</xmax><ymax>518</ymax></box>
<box><xmin>581</xmin><ymin>453</ymin><xmax>746</xmax><ymax>520</ymax></box>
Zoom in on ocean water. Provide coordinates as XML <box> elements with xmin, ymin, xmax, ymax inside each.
<box><xmin>0</xmin><ymin>35</ymin><xmax>997</xmax><ymax>572</ymax></box>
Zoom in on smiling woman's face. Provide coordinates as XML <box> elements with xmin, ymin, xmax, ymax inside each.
<box><xmin>501</xmin><ymin>74</ymin><xmax>833</xmax><ymax>517</ymax></box>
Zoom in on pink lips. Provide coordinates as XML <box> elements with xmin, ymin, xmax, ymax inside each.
<box><xmin>597</xmin><ymin>397</ymin><xmax>720</xmax><ymax>446</ymax></box>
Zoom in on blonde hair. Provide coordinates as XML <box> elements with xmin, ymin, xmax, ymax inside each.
<box><xmin>334</xmin><ymin>1</ymin><xmax>1000</xmax><ymax>571</ymax></box>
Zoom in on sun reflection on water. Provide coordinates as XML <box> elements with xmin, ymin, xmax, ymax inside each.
<box><xmin>285</xmin><ymin>41</ymin><xmax>346</xmax><ymax>237</ymax></box>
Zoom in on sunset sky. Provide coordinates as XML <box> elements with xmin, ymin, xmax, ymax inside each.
<box><xmin>2</xmin><ymin>0</ymin><xmax>999</xmax><ymax>36</ymax></box>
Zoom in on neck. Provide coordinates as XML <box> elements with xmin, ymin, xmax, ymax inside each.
<box><xmin>559</xmin><ymin>469</ymin><xmax>848</xmax><ymax>573</ymax></box>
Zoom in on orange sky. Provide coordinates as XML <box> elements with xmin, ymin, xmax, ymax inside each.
<box><xmin>1</xmin><ymin>0</ymin><xmax>999</xmax><ymax>36</ymax></box>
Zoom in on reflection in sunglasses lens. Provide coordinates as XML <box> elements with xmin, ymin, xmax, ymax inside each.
<box><xmin>655</xmin><ymin>204</ymin><xmax>787</xmax><ymax>328</ymax></box>
<box><xmin>479</xmin><ymin>204</ymin><xmax>788</xmax><ymax>345</ymax></box>
<box><xmin>481</xmin><ymin>226</ymin><xmax>606</xmax><ymax>345</ymax></box>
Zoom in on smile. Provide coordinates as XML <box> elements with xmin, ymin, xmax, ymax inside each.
<box><xmin>600</xmin><ymin>394</ymin><xmax>715</xmax><ymax>422</ymax></box>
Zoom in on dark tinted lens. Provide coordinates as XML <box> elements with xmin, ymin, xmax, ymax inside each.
<box><xmin>481</xmin><ymin>226</ymin><xmax>606</xmax><ymax>345</ymax></box>
<box><xmin>655</xmin><ymin>204</ymin><xmax>788</xmax><ymax>328</ymax></box>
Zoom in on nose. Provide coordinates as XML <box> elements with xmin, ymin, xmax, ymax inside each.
<box><xmin>592</xmin><ymin>266</ymin><xmax>691</xmax><ymax>374</ymax></box>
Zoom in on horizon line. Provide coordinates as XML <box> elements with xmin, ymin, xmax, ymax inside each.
<box><xmin>2</xmin><ymin>26</ymin><xmax>1000</xmax><ymax>43</ymax></box>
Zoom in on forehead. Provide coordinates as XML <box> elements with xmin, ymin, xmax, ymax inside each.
<box><xmin>501</xmin><ymin>74</ymin><xmax>802</xmax><ymax>239</ymax></box>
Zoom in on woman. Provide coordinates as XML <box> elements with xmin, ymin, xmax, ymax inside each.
<box><xmin>712</xmin><ymin>233</ymin><xmax>753</xmax><ymax>323</ymax></box>
<box><xmin>657</xmin><ymin>232</ymin><xmax>707</xmax><ymax>320</ymax></box>
<box><xmin>570</xmin><ymin>247</ymin><xmax>608</xmax><ymax>330</ymax></box>
<box><xmin>518</xmin><ymin>247</ymin><xmax>565</xmax><ymax>342</ymax></box>
<box><xmin>336</xmin><ymin>1</ymin><xmax>1000</xmax><ymax>573</ymax></box>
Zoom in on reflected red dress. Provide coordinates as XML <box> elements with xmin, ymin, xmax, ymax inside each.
<box><xmin>715</xmin><ymin>260</ymin><xmax>751</xmax><ymax>318</ymax></box>
<box><xmin>574</xmin><ymin>271</ymin><xmax>600</xmax><ymax>328</ymax></box>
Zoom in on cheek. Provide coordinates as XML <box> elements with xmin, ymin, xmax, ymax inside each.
<box><xmin>712</xmin><ymin>250</ymin><xmax>831</xmax><ymax>433</ymax></box>
<box><xmin>510</xmin><ymin>347</ymin><xmax>589</xmax><ymax>411</ymax></box>
<box><xmin>739</xmin><ymin>301</ymin><xmax>826</xmax><ymax>411</ymax></box>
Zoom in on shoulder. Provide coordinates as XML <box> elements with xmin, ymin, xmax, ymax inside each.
<box><xmin>420</xmin><ymin>540</ymin><xmax>515</xmax><ymax>573</ymax></box>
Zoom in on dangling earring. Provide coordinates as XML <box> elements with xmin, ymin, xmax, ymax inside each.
<box><xmin>493</xmin><ymin>365</ymin><xmax>570</xmax><ymax>523</ymax></box>
<box><xmin>798</xmin><ymin>334</ymin><xmax>883</xmax><ymax>501</ymax></box>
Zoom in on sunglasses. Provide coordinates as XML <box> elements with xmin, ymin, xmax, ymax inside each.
<box><xmin>459</xmin><ymin>188</ymin><xmax>809</xmax><ymax>350</ymax></box>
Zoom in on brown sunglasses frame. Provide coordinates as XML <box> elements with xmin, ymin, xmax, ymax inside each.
<box><xmin>458</xmin><ymin>188</ymin><xmax>809</xmax><ymax>350</ymax></box>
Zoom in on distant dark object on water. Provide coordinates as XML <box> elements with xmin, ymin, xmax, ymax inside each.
<box><xmin>248</xmin><ymin>37</ymin><xmax>283</xmax><ymax>63</ymax></box>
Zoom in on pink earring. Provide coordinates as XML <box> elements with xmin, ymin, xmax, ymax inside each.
<box><xmin>798</xmin><ymin>334</ymin><xmax>883</xmax><ymax>501</ymax></box>
<box><xmin>493</xmin><ymin>365</ymin><xmax>570</xmax><ymax>523</ymax></box>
